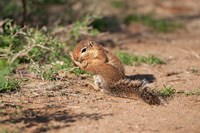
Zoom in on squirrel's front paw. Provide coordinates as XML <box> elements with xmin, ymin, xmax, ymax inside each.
<box><xmin>69</xmin><ymin>52</ymin><xmax>74</xmax><ymax>61</ymax></box>
<box><xmin>69</xmin><ymin>52</ymin><xmax>79</xmax><ymax>66</ymax></box>
<box><xmin>69</xmin><ymin>52</ymin><xmax>88</xmax><ymax>69</ymax></box>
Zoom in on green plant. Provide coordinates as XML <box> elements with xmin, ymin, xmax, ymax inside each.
<box><xmin>0</xmin><ymin>1</ymin><xmax>22</xmax><ymax>18</ymax></box>
<box><xmin>0</xmin><ymin>78</ymin><xmax>20</xmax><ymax>92</ymax></box>
<box><xmin>70</xmin><ymin>16</ymin><xmax>100</xmax><ymax>40</ymax></box>
<box><xmin>91</xmin><ymin>16</ymin><xmax>121</xmax><ymax>32</ymax></box>
<box><xmin>71</xmin><ymin>67</ymin><xmax>86</xmax><ymax>75</ymax></box>
<box><xmin>0</xmin><ymin>61</ymin><xmax>20</xmax><ymax>92</ymax></box>
<box><xmin>0</xmin><ymin>20</ymin><xmax>22</xmax><ymax>50</ymax></box>
<box><xmin>116</xmin><ymin>52</ymin><xmax>134</xmax><ymax>65</ymax></box>
<box><xmin>159</xmin><ymin>85</ymin><xmax>176</xmax><ymax>97</ymax></box>
<box><xmin>0</xmin><ymin>19</ymin><xmax>95</xmax><ymax>83</ymax></box>
<box><xmin>125</xmin><ymin>14</ymin><xmax>181</xmax><ymax>32</ymax></box>
<box><xmin>0</xmin><ymin>20</ymin><xmax>72</xmax><ymax>64</ymax></box>
<box><xmin>185</xmin><ymin>88</ymin><xmax>200</xmax><ymax>96</ymax></box>
<box><xmin>116</xmin><ymin>52</ymin><xmax>165</xmax><ymax>65</ymax></box>
<box><xmin>53</xmin><ymin>15</ymin><xmax>100</xmax><ymax>46</ymax></box>
<box><xmin>29</xmin><ymin>58</ymin><xmax>87</xmax><ymax>81</ymax></box>
<box><xmin>0</xmin><ymin>128</ymin><xmax>21</xmax><ymax>133</ymax></box>
<box><xmin>140</xmin><ymin>55</ymin><xmax>165</xmax><ymax>64</ymax></box>
<box><xmin>111</xmin><ymin>0</ymin><xmax>127</xmax><ymax>9</ymax></box>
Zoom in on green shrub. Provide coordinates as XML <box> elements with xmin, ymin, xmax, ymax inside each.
<box><xmin>0</xmin><ymin>60</ymin><xmax>20</xmax><ymax>92</ymax></box>
<box><xmin>117</xmin><ymin>52</ymin><xmax>165</xmax><ymax>65</ymax></box>
<box><xmin>159</xmin><ymin>85</ymin><xmax>176</xmax><ymax>97</ymax></box>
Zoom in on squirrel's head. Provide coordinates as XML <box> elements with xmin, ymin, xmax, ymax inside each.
<box><xmin>72</xmin><ymin>40</ymin><xmax>106</xmax><ymax>63</ymax></box>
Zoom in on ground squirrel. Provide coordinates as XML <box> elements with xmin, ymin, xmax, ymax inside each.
<box><xmin>70</xmin><ymin>40</ymin><xmax>163</xmax><ymax>105</ymax></box>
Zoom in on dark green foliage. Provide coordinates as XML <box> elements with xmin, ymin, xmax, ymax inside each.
<box><xmin>0</xmin><ymin>59</ymin><xmax>20</xmax><ymax>92</ymax></box>
<box><xmin>0</xmin><ymin>78</ymin><xmax>20</xmax><ymax>92</ymax></box>
<box><xmin>111</xmin><ymin>0</ymin><xmax>127</xmax><ymax>8</ymax></box>
<box><xmin>0</xmin><ymin>20</ymin><xmax>91</xmax><ymax>82</ymax></box>
<box><xmin>0</xmin><ymin>20</ymin><xmax>22</xmax><ymax>50</ymax></box>
<box><xmin>0</xmin><ymin>0</ymin><xmax>21</xmax><ymax>18</ymax></box>
<box><xmin>91</xmin><ymin>16</ymin><xmax>121</xmax><ymax>32</ymax></box>
<box><xmin>0</xmin><ymin>0</ymin><xmax>74</xmax><ymax>27</ymax></box>
<box><xmin>32</xmin><ymin>0</ymin><xmax>66</xmax><ymax>4</ymax></box>
<box><xmin>0</xmin><ymin>20</ymin><xmax>66</xmax><ymax>64</ymax></box>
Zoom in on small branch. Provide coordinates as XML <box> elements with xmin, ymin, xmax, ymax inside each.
<box><xmin>10</xmin><ymin>44</ymin><xmax>53</xmax><ymax>64</ymax></box>
<box><xmin>0</xmin><ymin>19</ymin><xmax>9</xmax><ymax>27</ymax></box>
<box><xmin>21</xmin><ymin>0</ymin><xmax>27</xmax><ymax>24</ymax></box>
<box><xmin>0</xmin><ymin>48</ymin><xmax>10</xmax><ymax>53</ymax></box>
<box><xmin>0</xmin><ymin>54</ymin><xmax>8</xmax><ymax>57</ymax></box>
<box><xmin>36</xmin><ymin>44</ymin><xmax>53</xmax><ymax>51</ymax></box>
<box><xmin>10</xmin><ymin>45</ymin><xmax>36</xmax><ymax>64</ymax></box>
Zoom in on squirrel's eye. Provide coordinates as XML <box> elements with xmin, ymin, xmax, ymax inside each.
<box><xmin>81</xmin><ymin>47</ymin><xmax>87</xmax><ymax>53</ymax></box>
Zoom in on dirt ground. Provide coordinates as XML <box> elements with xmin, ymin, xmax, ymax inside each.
<box><xmin>1</xmin><ymin>0</ymin><xmax>200</xmax><ymax>133</ymax></box>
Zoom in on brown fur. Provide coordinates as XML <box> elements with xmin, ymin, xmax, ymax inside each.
<box><xmin>71</xmin><ymin>40</ymin><xmax>164</xmax><ymax>105</ymax></box>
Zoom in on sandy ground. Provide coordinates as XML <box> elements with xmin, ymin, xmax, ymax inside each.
<box><xmin>0</xmin><ymin>34</ymin><xmax>200</xmax><ymax>133</ymax></box>
<box><xmin>0</xmin><ymin>0</ymin><xmax>200</xmax><ymax>133</ymax></box>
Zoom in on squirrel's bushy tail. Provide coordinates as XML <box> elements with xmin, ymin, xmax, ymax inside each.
<box><xmin>108</xmin><ymin>79</ymin><xmax>164</xmax><ymax>105</ymax></box>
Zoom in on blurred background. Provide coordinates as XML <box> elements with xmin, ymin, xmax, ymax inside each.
<box><xmin>0</xmin><ymin>0</ymin><xmax>200</xmax><ymax>84</ymax></box>
<box><xmin>1</xmin><ymin>1</ymin><xmax>200</xmax><ymax>133</ymax></box>
<box><xmin>1</xmin><ymin>0</ymin><xmax>200</xmax><ymax>88</ymax></box>
<box><xmin>1</xmin><ymin>0</ymin><xmax>200</xmax><ymax>44</ymax></box>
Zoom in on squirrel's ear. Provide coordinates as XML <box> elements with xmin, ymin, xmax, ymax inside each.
<box><xmin>88</xmin><ymin>41</ymin><xmax>94</xmax><ymax>47</ymax></box>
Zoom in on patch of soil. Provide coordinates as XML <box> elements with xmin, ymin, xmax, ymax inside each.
<box><xmin>1</xmin><ymin>36</ymin><xmax>200</xmax><ymax>133</ymax></box>
<box><xmin>1</xmin><ymin>0</ymin><xmax>200</xmax><ymax>132</ymax></box>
